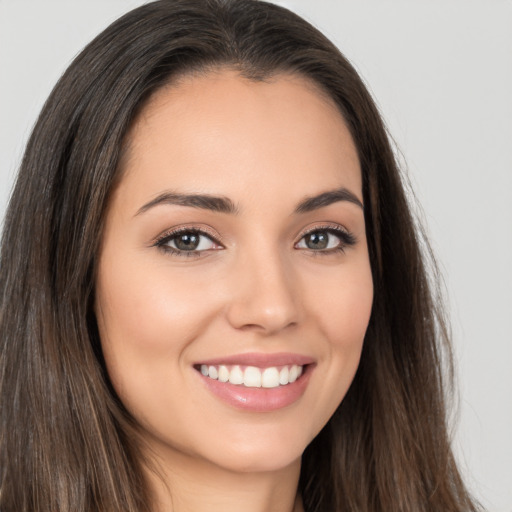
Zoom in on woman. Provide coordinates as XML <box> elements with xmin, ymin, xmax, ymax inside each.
<box><xmin>0</xmin><ymin>0</ymin><xmax>481</xmax><ymax>511</ymax></box>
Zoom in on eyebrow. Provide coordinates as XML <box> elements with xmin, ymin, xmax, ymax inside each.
<box><xmin>294</xmin><ymin>187</ymin><xmax>363</xmax><ymax>213</ymax></box>
<box><xmin>135</xmin><ymin>186</ymin><xmax>363</xmax><ymax>217</ymax></box>
<box><xmin>136</xmin><ymin>192</ymin><xmax>238</xmax><ymax>216</ymax></box>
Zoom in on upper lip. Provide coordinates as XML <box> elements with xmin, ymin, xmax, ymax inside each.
<box><xmin>194</xmin><ymin>352</ymin><xmax>315</xmax><ymax>368</ymax></box>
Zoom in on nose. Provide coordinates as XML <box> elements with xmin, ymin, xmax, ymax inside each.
<box><xmin>225</xmin><ymin>250</ymin><xmax>300</xmax><ymax>335</ymax></box>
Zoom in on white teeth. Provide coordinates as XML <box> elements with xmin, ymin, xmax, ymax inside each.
<box><xmin>228</xmin><ymin>365</ymin><xmax>244</xmax><ymax>385</ymax></box>
<box><xmin>200</xmin><ymin>363</ymin><xmax>304</xmax><ymax>387</ymax></box>
<box><xmin>218</xmin><ymin>365</ymin><xmax>229</xmax><ymax>382</ymax></box>
<box><xmin>244</xmin><ymin>366</ymin><xmax>262</xmax><ymax>387</ymax></box>
<box><xmin>262</xmin><ymin>367</ymin><xmax>280</xmax><ymax>388</ymax></box>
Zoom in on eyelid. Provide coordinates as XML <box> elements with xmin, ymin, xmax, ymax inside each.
<box><xmin>295</xmin><ymin>223</ymin><xmax>357</xmax><ymax>251</ymax></box>
<box><xmin>296</xmin><ymin>222</ymin><xmax>354</xmax><ymax>241</ymax></box>
<box><xmin>151</xmin><ymin>222</ymin><xmax>355</xmax><ymax>257</ymax></box>
<box><xmin>152</xmin><ymin>224</ymin><xmax>224</xmax><ymax>249</ymax></box>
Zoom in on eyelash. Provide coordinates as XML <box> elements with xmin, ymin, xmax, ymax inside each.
<box><xmin>153</xmin><ymin>224</ymin><xmax>356</xmax><ymax>258</ymax></box>
<box><xmin>153</xmin><ymin>227</ymin><xmax>222</xmax><ymax>258</ymax></box>
<box><xmin>298</xmin><ymin>225</ymin><xmax>356</xmax><ymax>255</ymax></box>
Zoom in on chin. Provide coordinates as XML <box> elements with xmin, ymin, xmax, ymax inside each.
<box><xmin>200</xmin><ymin>429</ymin><xmax>311</xmax><ymax>474</ymax></box>
<box><xmin>213</xmin><ymin>450</ymin><xmax>303</xmax><ymax>474</ymax></box>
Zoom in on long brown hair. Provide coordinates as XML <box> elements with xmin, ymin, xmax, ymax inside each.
<box><xmin>0</xmin><ymin>1</ymin><xmax>480</xmax><ymax>510</ymax></box>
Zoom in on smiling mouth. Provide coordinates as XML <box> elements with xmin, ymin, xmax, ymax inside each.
<box><xmin>196</xmin><ymin>364</ymin><xmax>305</xmax><ymax>388</ymax></box>
<box><xmin>194</xmin><ymin>355</ymin><xmax>314</xmax><ymax>411</ymax></box>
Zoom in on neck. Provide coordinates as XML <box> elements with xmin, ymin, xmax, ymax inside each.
<box><xmin>144</xmin><ymin>445</ymin><xmax>303</xmax><ymax>512</ymax></box>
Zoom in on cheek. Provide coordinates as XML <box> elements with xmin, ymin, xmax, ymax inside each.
<box><xmin>305</xmin><ymin>261</ymin><xmax>373</xmax><ymax>415</ymax></box>
<box><xmin>94</xmin><ymin>255</ymin><xmax>225</xmax><ymax>437</ymax></box>
<box><xmin>96</xmin><ymin>257</ymin><xmax>213</xmax><ymax>351</ymax></box>
<box><xmin>312</xmin><ymin>261</ymin><xmax>373</xmax><ymax>348</ymax></box>
<box><xmin>94</xmin><ymin>253</ymin><xmax>224</xmax><ymax>410</ymax></box>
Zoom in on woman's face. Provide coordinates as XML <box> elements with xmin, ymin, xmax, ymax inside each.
<box><xmin>95</xmin><ymin>70</ymin><xmax>373</xmax><ymax>474</ymax></box>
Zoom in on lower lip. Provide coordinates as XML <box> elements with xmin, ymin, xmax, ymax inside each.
<box><xmin>197</xmin><ymin>365</ymin><xmax>314</xmax><ymax>412</ymax></box>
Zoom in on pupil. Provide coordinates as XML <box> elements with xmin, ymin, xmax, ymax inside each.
<box><xmin>175</xmin><ymin>233</ymin><xmax>199</xmax><ymax>250</ymax></box>
<box><xmin>307</xmin><ymin>232</ymin><xmax>328</xmax><ymax>250</ymax></box>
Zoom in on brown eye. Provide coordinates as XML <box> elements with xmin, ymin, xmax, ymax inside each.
<box><xmin>173</xmin><ymin>232</ymin><xmax>201</xmax><ymax>251</ymax></box>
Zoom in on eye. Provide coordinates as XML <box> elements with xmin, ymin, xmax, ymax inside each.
<box><xmin>295</xmin><ymin>226</ymin><xmax>356</xmax><ymax>253</ymax></box>
<box><xmin>154</xmin><ymin>228</ymin><xmax>222</xmax><ymax>256</ymax></box>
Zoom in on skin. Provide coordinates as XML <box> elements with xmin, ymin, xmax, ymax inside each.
<box><xmin>95</xmin><ymin>69</ymin><xmax>373</xmax><ymax>512</ymax></box>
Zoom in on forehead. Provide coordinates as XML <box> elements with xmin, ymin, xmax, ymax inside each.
<box><xmin>117</xmin><ymin>69</ymin><xmax>362</xmax><ymax>212</ymax></box>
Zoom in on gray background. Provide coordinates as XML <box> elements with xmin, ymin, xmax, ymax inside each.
<box><xmin>1</xmin><ymin>1</ymin><xmax>511</xmax><ymax>510</ymax></box>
